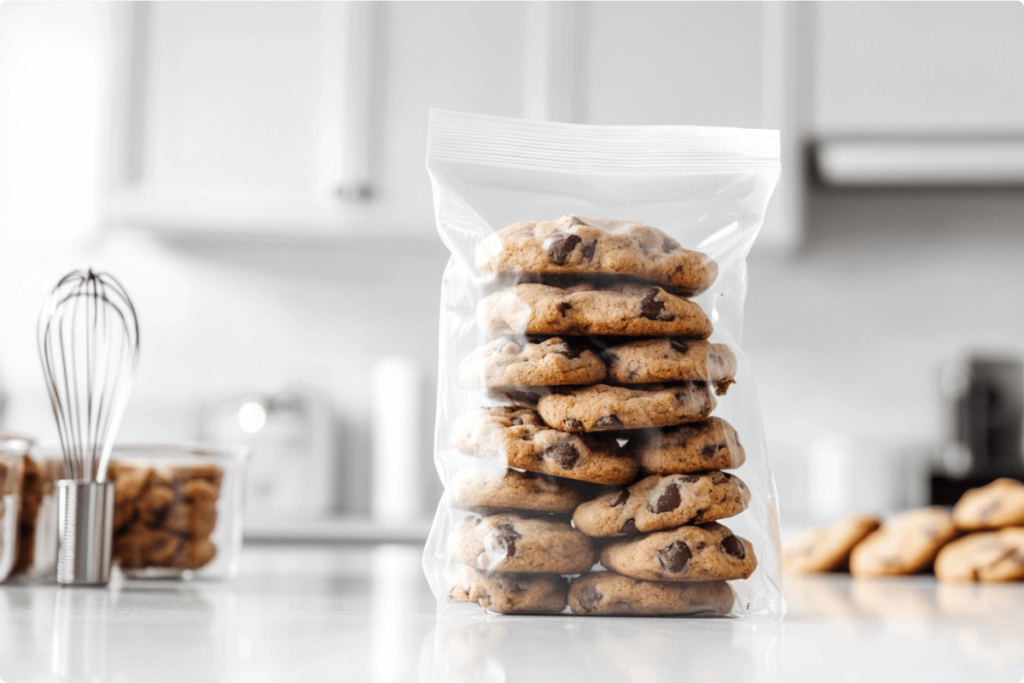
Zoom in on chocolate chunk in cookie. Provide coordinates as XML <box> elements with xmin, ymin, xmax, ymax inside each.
<box><xmin>573</xmin><ymin>471</ymin><xmax>750</xmax><ymax>537</ymax></box>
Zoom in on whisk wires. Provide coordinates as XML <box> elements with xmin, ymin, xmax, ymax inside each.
<box><xmin>38</xmin><ymin>270</ymin><xmax>140</xmax><ymax>482</ymax></box>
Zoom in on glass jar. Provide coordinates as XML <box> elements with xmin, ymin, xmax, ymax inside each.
<box><xmin>107</xmin><ymin>444</ymin><xmax>248</xmax><ymax>580</ymax></box>
<box><xmin>7</xmin><ymin>442</ymin><xmax>61</xmax><ymax>582</ymax></box>
<box><xmin>0</xmin><ymin>435</ymin><xmax>29</xmax><ymax>582</ymax></box>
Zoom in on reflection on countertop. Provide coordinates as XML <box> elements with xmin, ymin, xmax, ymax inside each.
<box><xmin>1</xmin><ymin>546</ymin><xmax>1023</xmax><ymax>682</ymax></box>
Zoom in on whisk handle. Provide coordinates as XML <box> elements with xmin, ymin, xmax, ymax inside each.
<box><xmin>56</xmin><ymin>480</ymin><xmax>115</xmax><ymax>586</ymax></box>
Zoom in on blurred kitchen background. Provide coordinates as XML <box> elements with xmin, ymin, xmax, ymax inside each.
<box><xmin>0</xmin><ymin>1</ymin><xmax>1022</xmax><ymax>537</ymax></box>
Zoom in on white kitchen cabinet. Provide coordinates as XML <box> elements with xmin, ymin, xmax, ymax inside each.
<box><xmin>375</xmin><ymin>2</ymin><xmax>526</xmax><ymax>236</ymax></box>
<box><xmin>814</xmin><ymin>2</ymin><xmax>1024</xmax><ymax>136</ymax></box>
<box><xmin>105</xmin><ymin>1</ymin><xmax>527</xmax><ymax>240</ymax></box>
<box><xmin>582</xmin><ymin>3</ymin><xmax>766</xmax><ymax>128</ymax></box>
<box><xmin>103</xmin><ymin>2</ymin><xmax>800</xmax><ymax>246</ymax></box>
<box><xmin>812</xmin><ymin>2</ymin><xmax>1024</xmax><ymax>186</ymax></box>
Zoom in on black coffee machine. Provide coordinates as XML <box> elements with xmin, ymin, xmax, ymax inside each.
<box><xmin>931</xmin><ymin>356</ymin><xmax>1024</xmax><ymax>505</ymax></box>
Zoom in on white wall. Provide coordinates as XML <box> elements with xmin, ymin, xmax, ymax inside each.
<box><xmin>748</xmin><ymin>187</ymin><xmax>1024</xmax><ymax>516</ymax></box>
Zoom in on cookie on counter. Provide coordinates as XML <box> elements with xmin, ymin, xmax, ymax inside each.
<box><xmin>934</xmin><ymin>528</ymin><xmax>1024</xmax><ymax>582</ymax></box>
<box><xmin>537</xmin><ymin>383</ymin><xmax>715</xmax><ymax>433</ymax></box>
<box><xmin>603</xmin><ymin>338</ymin><xmax>737</xmax><ymax>394</ymax></box>
<box><xmin>454</xmin><ymin>406</ymin><xmax>638</xmax><ymax>485</ymax></box>
<box><xmin>599</xmin><ymin>521</ymin><xmax>757</xmax><ymax>582</ymax></box>
<box><xmin>448</xmin><ymin>465</ymin><xmax>596</xmax><ymax>516</ymax></box>
<box><xmin>782</xmin><ymin>514</ymin><xmax>881</xmax><ymax>574</ymax></box>
<box><xmin>475</xmin><ymin>215</ymin><xmax>718</xmax><ymax>295</ymax></box>
<box><xmin>460</xmin><ymin>336</ymin><xmax>606</xmax><ymax>387</ymax></box>
<box><xmin>848</xmin><ymin>506</ymin><xmax>958</xmax><ymax>577</ymax></box>
<box><xmin>952</xmin><ymin>478</ymin><xmax>1024</xmax><ymax>530</ymax></box>
<box><xmin>478</xmin><ymin>283</ymin><xmax>713</xmax><ymax>338</ymax></box>
<box><xmin>449</xmin><ymin>565</ymin><xmax>568</xmax><ymax>614</ymax></box>
<box><xmin>567</xmin><ymin>572</ymin><xmax>733</xmax><ymax>616</ymax></box>
<box><xmin>572</xmin><ymin>471</ymin><xmax>751</xmax><ymax>537</ymax></box>
<box><xmin>630</xmin><ymin>418</ymin><xmax>746</xmax><ymax>474</ymax></box>
<box><xmin>448</xmin><ymin>513</ymin><xmax>596</xmax><ymax>574</ymax></box>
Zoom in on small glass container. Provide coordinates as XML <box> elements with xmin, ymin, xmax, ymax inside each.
<box><xmin>0</xmin><ymin>435</ymin><xmax>28</xmax><ymax>582</ymax></box>
<box><xmin>107</xmin><ymin>444</ymin><xmax>248</xmax><ymax>580</ymax></box>
<box><xmin>5</xmin><ymin>443</ymin><xmax>62</xmax><ymax>582</ymax></box>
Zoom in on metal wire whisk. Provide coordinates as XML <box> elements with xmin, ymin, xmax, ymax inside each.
<box><xmin>38</xmin><ymin>269</ymin><xmax>140</xmax><ymax>482</ymax></box>
<box><xmin>38</xmin><ymin>269</ymin><xmax>140</xmax><ymax>584</ymax></box>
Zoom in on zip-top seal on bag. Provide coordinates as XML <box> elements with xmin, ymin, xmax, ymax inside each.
<box><xmin>422</xmin><ymin>109</ymin><xmax>784</xmax><ymax>619</ymax></box>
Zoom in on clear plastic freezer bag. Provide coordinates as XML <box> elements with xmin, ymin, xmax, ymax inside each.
<box><xmin>422</xmin><ymin>110</ymin><xmax>784</xmax><ymax>619</ymax></box>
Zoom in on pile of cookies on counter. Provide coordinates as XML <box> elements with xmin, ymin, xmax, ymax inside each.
<box><xmin>445</xmin><ymin>215</ymin><xmax>758</xmax><ymax>615</ymax></box>
<box><xmin>784</xmin><ymin>478</ymin><xmax>1024</xmax><ymax>581</ymax></box>
<box><xmin>108</xmin><ymin>460</ymin><xmax>223</xmax><ymax>573</ymax></box>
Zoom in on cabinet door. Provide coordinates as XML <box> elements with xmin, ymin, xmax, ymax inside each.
<box><xmin>116</xmin><ymin>2</ymin><xmax>335</xmax><ymax>232</ymax></box>
<box><xmin>582</xmin><ymin>2</ymin><xmax>765</xmax><ymax>128</ymax></box>
<box><xmin>375</xmin><ymin>2</ymin><xmax>527</xmax><ymax>235</ymax></box>
<box><xmin>108</xmin><ymin>1</ymin><xmax>529</xmax><ymax>240</ymax></box>
<box><xmin>815</xmin><ymin>2</ymin><xmax>1024</xmax><ymax>134</ymax></box>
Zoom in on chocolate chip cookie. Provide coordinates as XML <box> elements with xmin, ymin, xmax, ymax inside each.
<box><xmin>934</xmin><ymin>528</ymin><xmax>1024</xmax><ymax>582</ymax></box>
<box><xmin>448</xmin><ymin>465</ymin><xmax>595</xmax><ymax>515</ymax></box>
<box><xmin>952</xmin><ymin>478</ymin><xmax>1024</xmax><ymax>531</ymax></box>
<box><xmin>603</xmin><ymin>338</ymin><xmax>736</xmax><ymax>394</ymax></box>
<box><xmin>782</xmin><ymin>514</ymin><xmax>881</xmax><ymax>574</ymax></box>
<box><xmin>572</xmin><ymin>472</ymin><xmax>751</xmax><ymax>537</ymax></box>
<box><xmin>449</xmin><ymin>565</ymin><xmax>568</xmax><ymax>614</ymax></box>
<box><xmin>630</xmin><ymin>417</ymin><xmax>746</xmax><ymax>474</ymax></box>
<box><xmin>600</xmin><ymin>522</ymin><xmax>756</xmax><ymax>582</ymax></box>
<box><xmin>848</xmin><ymin>506</ymin><xmax>958</xmax><ymax>577</ymax></box>
<box><xmin>454</xmin><ymin>406</ymin><xmax>638</xmax><ymax>484</ymax></box>
<box><xmin>448</xmin><ymin>513</ymin><xmax>596</xmax><ymax>573</ymax></box>
<box><xmin>536</xmin><ymin>383</ymin><xmax>715</xmax><ymax>433</ymax></box>
<box><xmin>475</xmin><ymin>215</ymin><xmax>718</xmax><ymax>294</ymax></box>
<box><xmin>478</xmin><ymin>283</ymin><xmax>713</xmax><ymax>338</ymax></box>
<box><xmin>567</xmin><ymin>572</ymin><xmax>733</xmax><ymax>616</ymax></box>
<box><xmin>460</xmin><ymin>336</ymin><xmax>606</xmax><ymax>387</ymax></box>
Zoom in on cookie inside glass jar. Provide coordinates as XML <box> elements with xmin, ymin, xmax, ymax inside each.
<box><xmin>108</xmin><ymin>460</ymin><xmax>223</xmax><ymax>574</ymax></box>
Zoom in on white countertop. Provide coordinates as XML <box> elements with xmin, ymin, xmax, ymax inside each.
<box><xmin>1</xmin><ymin>544</ymin><xmax>1023</xmax><ymax>683</ymax></box>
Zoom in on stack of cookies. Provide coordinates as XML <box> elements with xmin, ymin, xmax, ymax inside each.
<box><xmin>108</xmin><ymin>460</ymin><xmax>223</xmax><ymax>573</ymax></box>
<box><xmin>445</xmin><ymin>215</ymin><xmax>758</xmax><ymax>615</ymax></box>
